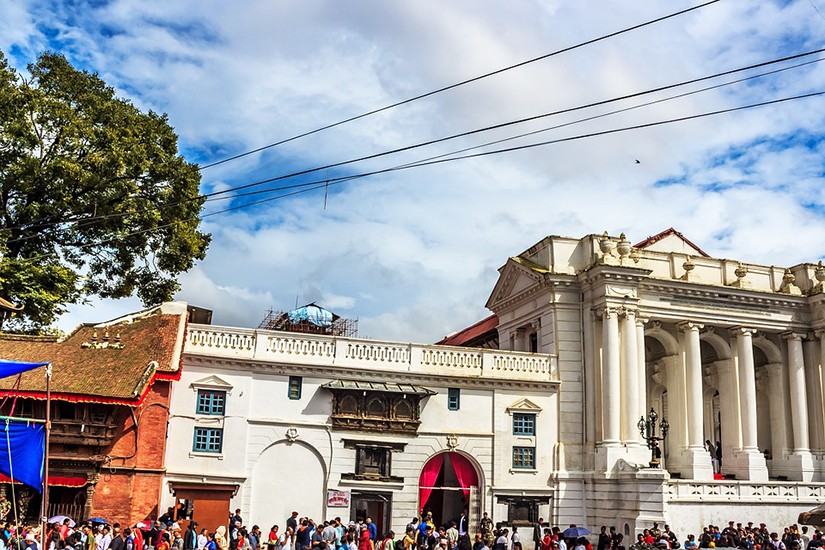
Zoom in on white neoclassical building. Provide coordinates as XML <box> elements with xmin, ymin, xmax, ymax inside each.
<box><xmin>162</xmin><ymin>229</ymin><xmax>825</xmax><ymax>538</ymax></box>
<box><xmin>162</xmin><ymin>305</ymin><xmax>559</xmax><ymax>537</ymax></box>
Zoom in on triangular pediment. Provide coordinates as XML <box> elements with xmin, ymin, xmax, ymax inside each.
<box><xmin>486</xmin><ymin>257</ymin><xmax>545</xmax><ymax>310</ymax></box>
<box><xmin>506</xmin><ymin>398</ymin><xmax>542</xmax><ymax>413</ymax></box>
<box><xmin>190</xmin><ymin>375</ymin><xmax>233</xmax><ymax>390</ymax></box>
<box><xmin>634</xmin><ymin>228</ymin><xmax>709</xmax><ymax>258</ymax></box>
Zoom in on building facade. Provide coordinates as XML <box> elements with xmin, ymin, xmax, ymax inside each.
<box><xmin>0</xmin><ymin>302</ymin><xmax>188</xmax><ymax>524</ymax></box>
<box><xmin>164</xmin><ymin>229</ymin><xmax>825</xmax><ymax>538</ymax></box>
<box><xmin>483</xmin><ymin>229</ymin><xmax>825</xmax><ymax>535</ymax></box>
<box><xmin>163</xmin><ymin>326</ymin><xmax>558</xmax><ymax>534</ymax></box>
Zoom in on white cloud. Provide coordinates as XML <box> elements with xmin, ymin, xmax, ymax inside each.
<box><xmin>4</xmin><ymin>0</ymin><xmax>825</xmax><ymax>341</ymax></box>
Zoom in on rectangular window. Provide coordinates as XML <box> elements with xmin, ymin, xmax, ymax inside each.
<box><xmin>193</xmin><ymin>427</ymin><xmax>223</xmax><ymax>453</ymax></box>
<box><xmin>512</xmin><ymin>413</ymin><xmax>536</xmax><ymax>435</ymax></box>
<box><xmin>196</xmin><ymin>390</ymin><xmax>226</xmax><ymax>415</ymax></box>
<box><xmin>447</xmin><ymin>388</ymin><xmax>460</xmax><ymax>411</ymax></box>
<box><xmin>356</xmin><ymin>447</ymin><xmax>391</xmax><ymax>477</ymax></box>
<box><xmin>288</xmin><ymin>376</ymin><xmax>303</xmax><ymax>400</ymax></box>
<box><xmin>512</xmin><ymin>446</ymin><xmax>535</xmax><ymax>469</ymax></box>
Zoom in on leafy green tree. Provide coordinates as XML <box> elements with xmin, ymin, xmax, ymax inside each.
<box><xmin>0</xmin><ymin>51</ymin><xmax>210</xmax><ymax>332</ymax></box>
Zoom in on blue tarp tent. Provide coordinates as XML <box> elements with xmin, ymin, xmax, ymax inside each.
<box><xmin>0</xmin><ymin>359</ymin><xmax>49</xmax><ymax>491</ymax></box>
<box><xmin>0</xmin><ymin>421</ymin><xmax>45</xmax><ymax>490</ymax></box>
<box><xmin>0</xmin><ymin>359</ymin><xmax>49</xmax><ymax>379</ymax></box>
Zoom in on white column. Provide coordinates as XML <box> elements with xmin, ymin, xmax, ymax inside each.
<box><xmin>636</xmin><ymin>316</ymin><xmax>649</xmax><ymax>432</ymax></box>
<box><xmin>733</xmin><ymin>327</ymin><xmax>759</xmax><ymax>451</ymax></box>
<box><xmin>729</xmin><ymin>326</ymin><xmax>768</xmax><ymax>481</ymax></box>
<box><xmin>679</xmin><ymin>321</ymin><xmax>705</xmax><ymax>450</ymax></box>
<box><xmin>803</xmin><ymin>337</ymin><xmax>823</xmax><ymax>452</ymax></box>
<box><xmin>716</xmin><ymin>360</ymin><xmax>737</xmax><ymax>473</ymax></box>
<box><xmin>764</xmin><ymin>363</ymin><xmax>789</xmax><ymax>456</ymax></box>
<box><xmin>602</xmin><ymin>307</ymin><xmax>621</xmax><ymax>445</ymax></box>
<box><xmin>621</xmin><ymin>308</ymin><xmax>640</xmax><ymax>445</ymax></box>
<box><xmin>783</xmin><ymin>332</ymin><xmax>810</xmax><ymax>452</ymax></box>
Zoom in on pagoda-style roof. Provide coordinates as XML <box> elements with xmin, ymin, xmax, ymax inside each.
<box><xmin>0</xmin><ymin>302</ymin><xmax>188</xmax><ymax>406</ymax></box>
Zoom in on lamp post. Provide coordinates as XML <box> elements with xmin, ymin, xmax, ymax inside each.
<box><xmin>638</xmin><ymin>407</ymin><xmax>669</xmax><ymax>468</ymax></box>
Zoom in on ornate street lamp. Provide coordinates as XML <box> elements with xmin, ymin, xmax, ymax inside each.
<box><xmin>638</xmin><ymin>407</ymin><xmax>669</xmax><ymax>468</ymax></box>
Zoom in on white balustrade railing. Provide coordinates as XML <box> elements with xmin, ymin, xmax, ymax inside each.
<box><xmin>667</xmin><ymin>480</ymin><xmax>825</xmax><ymax>502</ymax></box>
<box><xmin>185</xmin><ymin>325</ymin><xmax>557</xmax><ymax>382</ymax></box>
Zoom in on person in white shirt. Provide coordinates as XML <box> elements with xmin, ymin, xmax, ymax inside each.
<box><xmin>279</xmin><ymin>529</ymin><xmax>293</xmax><ymax>550</ymax></box>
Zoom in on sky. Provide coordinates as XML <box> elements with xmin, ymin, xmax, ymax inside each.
<box><xmin>3</xmin><ymin>0</ymin><xmax>825</xmax><ymax>343</ymax></box>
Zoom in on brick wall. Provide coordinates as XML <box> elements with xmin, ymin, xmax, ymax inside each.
<box><xmin>89</xmin><ymin>380</ymin><xmax>172</xmax><ymax>524</ymax></box>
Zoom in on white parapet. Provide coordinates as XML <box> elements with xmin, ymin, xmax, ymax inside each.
<box><xmin>666</xmin><ymin>479</ymin><xmax>825</xmax><ymax>503</ymax></box>
<box><xmin>185</xmin><ymin>324</ymin><xmax>558</xmax><ymax>382</ymax></box>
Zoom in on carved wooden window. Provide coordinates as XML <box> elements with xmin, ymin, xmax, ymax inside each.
<box><xmin>395</xmin><ymin>399</ymin><xmax>413</xmax><ymax>419</ymax></box>
<box><xmin>366</xmin><ymin>397</ymin><xmax>386</xmax><ymax>417</ymax></box>
<box><xmin>356</xmin><ymin>447</ymin><xmax>390</xmax><ymax>477</ymax></box>
<box><xmin>339</xmin><ymin>395</ymin><xmax>359</xmax><ymax>415</ymax></box>
<box><xmin>89</xmin><ymin>406</ymin><xmax>107</xmax><ymax>424</ymax></box>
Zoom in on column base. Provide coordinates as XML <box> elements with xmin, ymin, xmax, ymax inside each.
<box><xmin>681</xmin><ymin>447</ymin><xmax>715</xmax><ymax>480</ymax></box>
<box><xmin>595</xmin><ymin>444</ymin><xmax>653</xmax><ymax>472</ymax></box>
<box><xmin>723</xmin><ymin>449</ymin><xmax>769</xmax><ymax>481</ymax></box>
<box><xmin>771</xmin><ymin>451</ymin><xmax>815</xmax><ymax>481</ymax></box>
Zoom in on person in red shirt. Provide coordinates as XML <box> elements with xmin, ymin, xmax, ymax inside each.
<box><xmin>541</xmin><ymin>530</ymin><xmax>553</xmax><ymax>550</ymax></box>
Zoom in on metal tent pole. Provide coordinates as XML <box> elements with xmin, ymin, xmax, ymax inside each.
<box><xmin>41</xmin><ymin>364</ymin><xmax>52</xmax><ymax>546</ymax></box>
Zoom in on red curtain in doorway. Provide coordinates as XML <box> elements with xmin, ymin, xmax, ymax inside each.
<box><xmin>449</xmin><ymin>453</ymin><xmax>478</xmax><ymax>501</ymax></box>
<box><xmin>419</xmin><ymin>453</ymin><xmax>445</xmax><ymax>512</ymax></box>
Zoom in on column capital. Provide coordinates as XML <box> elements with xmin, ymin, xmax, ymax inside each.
<box><xmin>781</xmin><ymin>331</ymin><xmax>808</xmax><ymax>342</ymax></box>
<box><xmin>677</xmin><ymin>320</ymin><xmax>704</xmax><ymax>332</ymax></box>
<box><xmin>635</xmin><ymin>315</ymin><xmax>649</xmax><ymax>327</ymax></box>
<box><xmin>815</xmin><ymin>329</ymin><xmax>825</xmax><ymax>340</ymax></box>
<box><xmin>729</xmin><ymin>326</ymin><xmax>757</xmax><ymax>337</ymax></box>
<box><xmin>617</xmin><ymin>306</ymin><xmax>637</xmax><ymax>319</ymax></box>
<box><xmin>593</xmin><ymin>306</ymin><xmax>620</xmax><ymax>319</ymax></box>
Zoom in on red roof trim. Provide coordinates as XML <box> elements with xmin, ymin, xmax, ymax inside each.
<box><xmin>633</xmin><ymin>227</ymin><xmax>710</xmax><ymax>258</ymax></box>
<box><xmin>0</xmin><ymin>369</ymin><xmax>170</xmax><ymax>407</ymax></box>
<box><xmin>436</xmin><ymin>314</ymin><xmax>499</xmax><ymax>346</ymax></box>
<box><xmin>0</xmin><ymin>473</ymin><xmax>86</xmax><ymax>487</ymax></box>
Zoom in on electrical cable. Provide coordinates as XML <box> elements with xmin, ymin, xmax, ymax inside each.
<box><xmin>14</xmin><ymin>88</ymin><xmax>824</xmax><ymax>265</ymax></box>
<box><xmin>204</xmin><ymin>55</ymin><xmax>825</xmax><ymax>207</ymax></box>
<box><xmin>4</xmin><ymin>47</ymin><xmax>822</xmax><ymax>242</ymax></box>
<box><xmin>196</xmin><ymin>1</ymin><xmax>720</xmax><ymax>170</ymax></box>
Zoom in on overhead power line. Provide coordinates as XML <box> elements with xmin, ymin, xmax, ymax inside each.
<box><xmin>4</xmin><ymin>47</ymin><xmax>822</xmax><ymax>241</ymax></box>
<box><xmin>16</xmin><ymin>88</ymin><xmax>824</xmax><ymax>264</ymax></box>
<box><xmin>197</xmin><ymin>47</ymin><xmax>825</xmax><ymax>201</ymax></box>
<box><xmin>211</xmin><ymin>55</ymin><xmax>825</xmax><ymax>207</ymax></box>
<box><xmin>197</xmin><ymin>0</ymin><xmax>720</xmax><ymax>170</ymax></box>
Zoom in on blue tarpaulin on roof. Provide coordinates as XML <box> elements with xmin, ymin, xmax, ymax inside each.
<box><xmin>0</xmin><ymin>420</ymin><xmax>45</xmax><ymax>491</ymax></box>
<box><xmin>0</xmin><ymin>359</ymin><xmax>48</xmax><ymax>379</ymax></box>
<box><xmin>287</xmin><ymin>304</ymin><xmax>334</xmax><ymax>327</ymax></box>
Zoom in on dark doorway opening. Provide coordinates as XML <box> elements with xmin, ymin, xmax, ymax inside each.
<box><xmin>350</xmin><ymin>491</ymin><xmax>392</xmax><ymax>539</ymax></box>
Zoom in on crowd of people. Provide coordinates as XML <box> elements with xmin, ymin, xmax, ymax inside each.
<box><xmin>6</xmin><ymin>511</ymin><xmax>824</xmax><ymax>550</ymax></box>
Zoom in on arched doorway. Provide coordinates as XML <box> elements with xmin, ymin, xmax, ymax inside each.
<box><xmin>250</xmin><ymin>441</ymin><xmax>325</xmax><ymax>527</ymax></box>
<box><xmin>419</xmin><ymin>452</ymin><xmax>480</xmax><ymax>528</ymax></box>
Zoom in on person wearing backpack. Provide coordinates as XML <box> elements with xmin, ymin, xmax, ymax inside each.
<box><xmin>381</xmin><ymin>533</ymin><xmax>395</xmax><ymax>550</ymax></box>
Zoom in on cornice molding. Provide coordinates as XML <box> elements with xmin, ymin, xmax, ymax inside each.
<box><xmin>184</xmin><ymin>356</ymin><xmax>561</xmax><ymax>391</ymax></box>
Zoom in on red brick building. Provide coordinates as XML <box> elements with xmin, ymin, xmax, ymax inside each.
<box><xmin>0</xmin><ymin>302</ymin><xmax>189</xmax><ymax>525</ymax></box>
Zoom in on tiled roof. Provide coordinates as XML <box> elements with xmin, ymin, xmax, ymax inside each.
<box><xmin>0</xmin><ymin>308</ymin><xmax>187</xmax><ymax>405</ymax></box>
<box><xmin>436</xmin><ymin>314</ymin><xmax>499</xmax><ymax>346</ymax></box>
